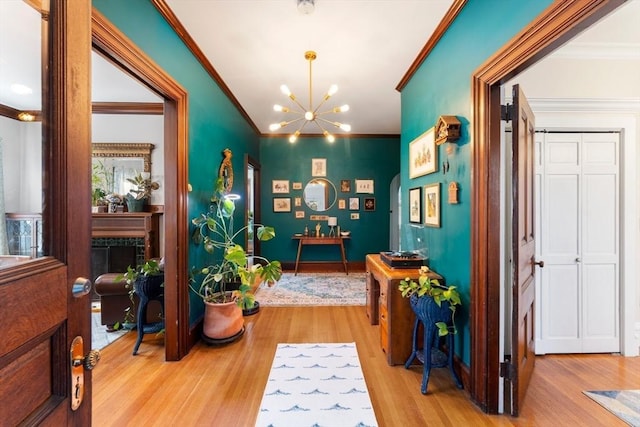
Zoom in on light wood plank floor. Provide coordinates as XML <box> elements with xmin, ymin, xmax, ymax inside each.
<box><xmin>93</xmin><ymin>306</ymin><xmax>639</xmax><ymax>426</ymax></box>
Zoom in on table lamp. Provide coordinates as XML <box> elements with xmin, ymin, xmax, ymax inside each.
<box><xmin>328</xmin><ymin>217</ymin><xmax>337</xmax><ymax>237</ymax></box>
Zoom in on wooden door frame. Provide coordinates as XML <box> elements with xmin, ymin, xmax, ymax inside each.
<box><xmin>245</xmin><ymin>155</ymin><xmax>262</xmax><ymax>256</ymax></box>
<box><xmin>91</xmin><ymin>10</ymin><xmax>190</xmax><ymax>361</ymax></box>
<box><xmin>469</xmin><ymin>0</ymin><xmax>624</xmax><ymax>413</ymax></box>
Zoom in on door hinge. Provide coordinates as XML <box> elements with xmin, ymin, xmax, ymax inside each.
<box><xmin>500</xmin><ymin>361</ymin><xmax>515</xmax><ymax>380</ymax></box>
<box><xmin>501</xmin><ymin>104</ymin><xmax>513</xmax><ymax>122</ymax></box>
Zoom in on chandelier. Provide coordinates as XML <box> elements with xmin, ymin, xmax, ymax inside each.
<box><xmin>269</xmin><ymin>51</ymin><xmax>350</xmax><ymax>143</ymax></box>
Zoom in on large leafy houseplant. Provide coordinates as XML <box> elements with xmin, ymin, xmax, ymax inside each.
<box><xmin>399</xmin><ymin>266</ymin><xmax>461</xmax><ymax>336</ymax></box>
<box><xmin>190</xmin><ymin>177</ymin><xmax>282</xmax><ymax>310</ymax></box>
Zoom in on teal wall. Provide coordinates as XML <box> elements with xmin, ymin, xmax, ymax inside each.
<box><xmin>400</xmin><ymin>0</ymin><xmax>553</xmax><ymax>365</ymax></box>
<box><xmin>93</xmin><ymin>0</ymin><xmax>261</xmax><ymax>325</ymax></box>
<box><xmin>260</xmin><ymin>136</ymin><xmax>400</xmax><ymax>264</ymax></box>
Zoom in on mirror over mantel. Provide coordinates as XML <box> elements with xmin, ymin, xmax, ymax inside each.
<box><xmin>92</xmin><ymin>143</ymin><xmax>154</xmax><ymax>198</ymax></box>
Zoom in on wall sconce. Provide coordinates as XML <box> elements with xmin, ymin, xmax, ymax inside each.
<box><xmin>17</xmin><ymin>111</ymin><xmax>36</xmax><ymax>122</ymax></box>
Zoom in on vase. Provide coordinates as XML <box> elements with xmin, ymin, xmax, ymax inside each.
<box><xmin>126</xmin><ymin>196</ymin><xmax>145</xmax><ymax>212</ymax></box>
<box><xmin>202</xmin><ymin>298</ymin><xmax>244</xmax><ymax>343</ymax></box>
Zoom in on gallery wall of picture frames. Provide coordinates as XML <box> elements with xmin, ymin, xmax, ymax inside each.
<box><xmin>270</xmin><ymin>158</ymin><xmax>376</xmax><ymax>222</ymax></box>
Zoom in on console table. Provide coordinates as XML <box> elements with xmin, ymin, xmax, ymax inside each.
<box><xmin>365</xmin><ymin>254</ymin><xmax>442</xmax><ymax>366</ymax></box>
<box><xmin>292</xmin><ymin>235</ymin><xmax>349</xmax><ymax>275</ymax></box>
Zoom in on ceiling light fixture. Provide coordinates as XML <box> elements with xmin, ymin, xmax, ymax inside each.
<box><xmin>297</xmin><ymin>0</ymin><xmax>315</xmax><ymax>15</ymax></box>
<box><xmin>270</xmin><ymin>51</ymin><xmax>350</xmax><ymax>143</ymax></box>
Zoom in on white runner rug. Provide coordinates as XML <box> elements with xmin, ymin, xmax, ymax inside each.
<box><xmin>255</xmin><ymin>343</ymin><xmax>378</xmax><ymax>427</ymax></box>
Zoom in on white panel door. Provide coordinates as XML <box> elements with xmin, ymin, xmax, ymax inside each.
<box><xmin>535</xmin><ymin>132</ymin><xmax>619</xmax><ymax>354</ymax></box>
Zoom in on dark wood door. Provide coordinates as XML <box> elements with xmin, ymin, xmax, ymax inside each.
<box><xmin>509</xmin><ymin>84</ymin><xmax>537</xmax><ymax>416</ymax></box>
<box><xmin>0</xmin><ymin>1</ymin><xmax>93</xmax><ymax>425</ymax></box>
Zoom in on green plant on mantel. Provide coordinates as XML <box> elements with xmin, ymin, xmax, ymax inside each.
<box><xmin>190</xmin><ymin>177</ymin><xmax>282</xmax><ymax>310</ymax></box>
<box><xmin>126</xmin><ymin>171</ymin><xmax>160</xmax><ymax>201</ymax></box>
<box><xmin>399</xmin><ymin>266</ymin><xmax>461</xmax><ymax>336</ymax></box>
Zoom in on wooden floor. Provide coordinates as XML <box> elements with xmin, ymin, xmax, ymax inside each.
<box><xmin>93</xmin><ymin>306</ymin><xmax>639</xmax><ymax>426</ymax></box>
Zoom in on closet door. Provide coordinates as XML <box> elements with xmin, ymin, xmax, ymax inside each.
<box><xmin>536</xmin><ymin>132</ymin><xmax>620</xmax><ymax>354</ymax></box>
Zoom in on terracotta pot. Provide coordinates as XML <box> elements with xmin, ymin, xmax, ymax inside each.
<box><xmin>202</xmin><ymin>299</ymin><xmax>244</xmax><ymax>340</ymax></box>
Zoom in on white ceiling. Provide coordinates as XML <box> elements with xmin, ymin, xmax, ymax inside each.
<box><xmin>1</xmin><ymin>0</ymin><xmax>639</xmax><ymax>136</ymax></box>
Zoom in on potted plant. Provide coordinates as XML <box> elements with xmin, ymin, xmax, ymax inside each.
<box><xmin>91</xmin><ymin>160</ymin><xmax>111</xmax><ymax>212</ymax></box>
<box><xmin>114</xmin><ymin>259</ymin><xmax>165</xmax><ymax>331</ymax></box>
<box><xmin>398</xmin><ymin>266</ymin><xmax>461</xmax><ymax>337</ymax></box>
<box><xmin>125</xmin><ymin>171</ymin><xmax>160</xmax><ymax>212</ymax></box>
<box><xmin>190</xmin><ymin>177</ymin><xmax>282</xmax><ymax>344</ymax></box>
<box><xmin>399</xmin><ymin>266</ymin><xmax>464</xmax><ymax>393</ymax></box>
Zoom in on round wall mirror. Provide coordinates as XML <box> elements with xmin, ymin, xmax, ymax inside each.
<box><xmin>303</xmin><ymin>178</ymin><xmax>337</xmax><ymax>212</ymax></box>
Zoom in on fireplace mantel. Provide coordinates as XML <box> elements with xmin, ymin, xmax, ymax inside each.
<box><xmin>92</xmin><ymin>212</ymin><xmax>160</xmax><ymax>260</ymax></box>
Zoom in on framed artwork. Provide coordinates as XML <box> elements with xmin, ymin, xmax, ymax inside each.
<box><xmin>364</xmin><ymin>197</ymin><xmax>375</xmax><ymax>211</ymax></box>
<box><xmin>340</xmin><ymin>179</ymin><xmax>351</xmax><ymax>192</ymax></box>
<box><xmin>349</xmin><ymin>197</ymin><xmax>359</xmax><ymax>210</ymax></box>
<box><xmin>292</xmin><ymin>182</ymin><xmax>303</xmax><ymax>190</ymax></box>
<box><xmin>338</xmin><ymin>199</ymin><xmax>346</xmax><ymax>209</ymax></box>
<box><xmin>273</xmin><ymin>197</ymin><xmax>291</xmax><ymax>213</ymax></box>
<box><xmin>423</xmin><ymin>183</ymin><xmax>440</xmax><ymax>227</ymax></box>
<box><xmin>355</xmin><ymin>179</ymin><xmax>374</xmax><ymax>194</ymax></box>
<box><xmin>409</xmin><ymin>127</ymin><xmax>437</xmax><ymax>178</ymax></box>
<box><xmin>294</xmin><ymin>197</ymin><xmax>302</xmax><ymax>207</ymax></box>
<box><xmin>272</xmin><ymin>180</ymin><xmax>290</xmax><ymax>193</ymax></box>
<box><xmin>295</xmin><ymin>210</ymin><xmax>305</xmax><ymax>219</ymax></box>
<box><xmin>312</xmin><ymin>158</ymin><xmax>327</xmax><ymax>177</ymax></box>
<box><xmin>350</xmin><ymin>213</ymin><xmax>360</xmax><ymax>220</ymax></box>
<box><xmin>409</xmin><ymin>187</ymin><xmax>422</xmax><ymax>224</ymax></box>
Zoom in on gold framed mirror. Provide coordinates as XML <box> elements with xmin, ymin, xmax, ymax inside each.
<box><xmin>92</xmin><ymin>143</ymin><xmax>154</xmax><ymax>196</ymax></box>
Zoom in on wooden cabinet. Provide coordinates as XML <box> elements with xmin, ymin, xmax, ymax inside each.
<box><xmin>365</xmin><ymin>254</ymin><xmax>442</xmax><ymax>366</ymax></box>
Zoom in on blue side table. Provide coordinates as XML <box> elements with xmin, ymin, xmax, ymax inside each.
<box><xmin>132</xmin><ymin>274</ymin><xmax>164</xmax><ymax>355</ymax></box>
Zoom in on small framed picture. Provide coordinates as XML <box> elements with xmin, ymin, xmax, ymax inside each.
<box><xmin>355</xmin><ymin>179</ymin><xmax>374</xmax><ymax>194</ymax></box>
<box><xmin>340</xmin><ymin>180</ymin><xmax>351</xmax><ymax>192</ymax></box>
<box><xmin>423</xmin><ymin>183</ymin><xmax>440</xmax><ymax>227</ymax></box>
<box><xmin>338</xmin><ymin>199</ymin><xmax>346</xmax><ymax>210</ymax></box>
<box><xmin>292</xmin><ymin>182</ymin><xmax>303</xmax><ymax>190</ymax></box>
<box><xmin>409</xmin><ymin>187</ymin><xmax>422</xmax><ymax>224</ymax></box>
<box><xmin>294</xmin><ymin>197</ymin><xmax>302</xmax><ymax>207</ymax></box>
<box><xmin>312</xmin><ymin>158</ymin><xmax>327</xmax><ymax>177</ymax></box>
<box><xmin>272</xmin><ymin>180</ymin><xmax>290</xmax><ymax>194</ymax></box>
<box><xmin>273</xmin><ymin>197</ymin><xmax>291</xmax><ymax>213</ymax></box>
<box><xmin>295</xmin><ymin>210</ymin><xmax>305</xmax><ymax>219</ymax></box>
<box><xmin>350</xmin><ymin>213</ymin><xmax>360</xmax><ymax>220</ymax></box>
<box><xmin>409</xmin><ymin>127</ymin><xmax>437</xmax><ymax>178</ymax></box>
<box><xmin>349</xmin><ymin>197</ymin><xmax>359</xmax><ymax>210</ymax></box>
<box><xmin>364</xmin><ymin>197</ymin><xmax>375</xmax><ymax>211</ymax></box>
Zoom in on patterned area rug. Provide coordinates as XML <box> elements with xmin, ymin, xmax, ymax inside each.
<box><xmin>255</xmin><ymin>273</ymin><xmax>366</xmax><ymax>306</ymax></box>
<box><xmin>584</xmin><ymin>390</ymin><xmax>640</xmax><ymax>426</ymax></box>
<box><xmin>255</xmin><ymin>343</ymin><xmax>378</xmax><ymax>427</ymax></box>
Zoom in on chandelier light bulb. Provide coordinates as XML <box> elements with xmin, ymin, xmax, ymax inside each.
<box><xmin>333</xmin><ymin>104</ymin><xmax>349</xmax><ymax>113</ymax></box>
<box><xmin>337</xmin><ymin>123</ymin><xmax>351</xmax><ymax>132</ymax></box>
<box><xmin>289</xmin><ymin>131</ymin><xmax>300</xmax><ymax>143</ymax></box>
<box><xmin>323</xmin><ymin>131</ymin><xmax>335</xmax><ymax>143</ymax></box>
<box><xmin>327</xmin><ymin>85</ymin><xmax>338</xmax><ymax>96</ymax></box>
<box><xmin>280</xmin><ymin>85</ymin><xmax>291</xmax><ymax>96</ymax></box>
<box><xmin>269</xmin><ymin>122</ymin><xmax>283</xmax><ymax>131</ymax></box>
<box><xmin>304</xmin><ymin>111</ymin><xmax>315</xmax><ymax>121</ymax></box>
<box><xmin>273</xmin><ymin>104</ymin><xmax>290</xmax><ymax>112</ymax></box>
